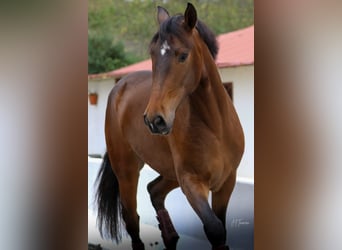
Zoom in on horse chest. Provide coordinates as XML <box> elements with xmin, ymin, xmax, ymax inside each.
<box><xmin>170</xmin><ymin>132</ymin><xmax>230</xmax><ymax>188</ymax></box>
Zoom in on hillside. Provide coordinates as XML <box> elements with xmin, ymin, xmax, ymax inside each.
<box><xmin>88</xmin><ymin>0</ymin><xmax>254</xmax><ymax>73</ymax></box>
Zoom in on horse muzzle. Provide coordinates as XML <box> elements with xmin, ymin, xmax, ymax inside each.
<box><xmin>143</xmin><ymin>114</ymin><xmax>171</xmax><ymax>135</ymax></box>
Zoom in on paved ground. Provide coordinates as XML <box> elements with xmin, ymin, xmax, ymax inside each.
<box><xmin>88</xmin><ymin>157</ymin><xmax>254</xmax><ymax>250</ymax></box>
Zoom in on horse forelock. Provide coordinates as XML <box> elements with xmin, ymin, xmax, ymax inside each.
<box><xmin>150</xmin><ymin>14</ymin><xmax>218</xmax><ymax>59</ymax></box>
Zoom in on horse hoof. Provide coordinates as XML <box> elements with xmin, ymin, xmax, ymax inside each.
<box><xmin>132</xmin><ymin>241</ymin><xmax>145</xmax><ymax>250</ymax></box>
<box><xmin>159</xmin><ymin>226</ymin><xmax>179</xmax><ymax>247</ymax></box>
<box><xmin>163</xmin><ymin>234</ymin><xmax>179</xmax><ymax>250</ymax></box>
<box><xmin>156</xmin><ymin>209</ymin><xmax>179</xmax><ymax>249</ymax></box>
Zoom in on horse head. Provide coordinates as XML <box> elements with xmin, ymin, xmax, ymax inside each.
<box><xmin>143</xmin><ymin>3</ymin><xmax>203</xmax><ymax>135</ymax></box>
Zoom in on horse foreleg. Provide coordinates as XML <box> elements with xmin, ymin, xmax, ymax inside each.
<box><xmin>212</xmin><ymin>171</ymin><xmax>237</xmax><ymax>250</ymax></box>
<box><xmin>147</xmin><ymin>176</ymin><xmax>179</xmax><ymax>249</ymax></box>
<box><xmin>180</xmin><ymin>174</ymin><xmax>228</xmax><ymax>250</ymax></box>
<box><xmin>118</xmin><ymin>170</ymin><xmax>145</xmax><ymax>250</ymax></box>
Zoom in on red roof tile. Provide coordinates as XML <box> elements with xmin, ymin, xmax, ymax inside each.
<box><xmin>89</xmin><ymin>25</ymin><xmax>254</xmax><ymax>80</ymax></box>
<box><xmin>216</xmin><ymin>25</ymin><xmax>254</xmax><ymax>68</ymax></box>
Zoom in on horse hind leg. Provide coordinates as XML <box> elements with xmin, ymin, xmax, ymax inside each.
<box><xmin>110</xmin><ymin>150</ymin><xmax>145</xmax><ymax>250</ymax></box>
<box><xmin>119</xmin><ymin>175</ymin><xmax>144</xmax><ymax>250</ymax></box>
<box><xmin>147</xmin><ymin>176</ymin><xmax>179</xmax><ymax>249</ymax></box>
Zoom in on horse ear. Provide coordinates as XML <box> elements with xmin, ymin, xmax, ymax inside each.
<box><xmin>184</xmin><ymin>2</ymin><xmax>197</xmax><ymax>30</ymax></box>
<box><xmin>157</xmin><ymin>6</ymin><xmax>170</xmax><ymax>25</ymax></box>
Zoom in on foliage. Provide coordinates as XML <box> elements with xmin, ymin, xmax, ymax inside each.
<box><xmin>88</xmin><ymin>0</ymin><xmax>254</xmax><ymax>73</ymax></box>
<box><xmin>88</xmin><ymin>34</ymin><xmax>136</xmax><ymax>74</ymax></box>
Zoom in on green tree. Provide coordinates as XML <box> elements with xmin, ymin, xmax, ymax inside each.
<box><xmin>88</xmin><ymin>34</ymin><xmax>136</xmax><ymax>74</ymax></box>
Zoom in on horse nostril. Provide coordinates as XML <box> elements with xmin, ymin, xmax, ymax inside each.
<box><xmin>143</xmin><ymin>114</ymin><xmax>149</xmax><ymax>126</ymax></box>
<box><xmin>144</xmin><ymin>114</ymin><xmax>157</xmax><ymax>132</ymax></box>
<box><xmin>144</xmin><ymin>114</ymin><xmax>169</xmax><ymax>134</ymax></box>
<box><xmin>153</xmin><ymin>115</ymin><xmax>166</xmax><ymax>130</ymax></box>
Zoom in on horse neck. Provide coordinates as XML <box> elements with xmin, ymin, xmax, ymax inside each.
<box><xmin>189</xmin><ymin>42</ymin><xmax>229</xmax><ymax>136</ymax></box>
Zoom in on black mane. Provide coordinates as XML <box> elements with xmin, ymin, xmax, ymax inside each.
<box><xmin>150</xmin><ymin>15</ymin><xmax>219</xmax><ymax>59</ymax></box>
<box><xmin>195</xmin><ymin>20</ymin><xmax>218</xmax><ymax>59</ymax></box>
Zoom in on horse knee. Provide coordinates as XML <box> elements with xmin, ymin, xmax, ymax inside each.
<box><xmin>203</xmin><ymin>217</ymin><xmax>226</xmax><ymax>246</ymax></box>
<box><xmin>147</xmin><ymin>181</ymin><xmax>156</xmax><ymax>198</ymax></box>
<box><xmin>147</xmin><ymin>182</ymin><xmax>161</xmax><ymax>207</ymax></box>
<box><xmin>147</xmin><ymin>176</ymin><xmax>160</xmax><ymax>196</ymax></box>
<box><xmin>147</xmin><ymin>176</ymin><xmax>168</xmax><ymax>209</ymax></box>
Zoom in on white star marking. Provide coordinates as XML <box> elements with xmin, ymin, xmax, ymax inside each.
<box><xmin>160</xmin><ymin>40</ymin><xmax>170</xmax><ymax>56</ymax></box>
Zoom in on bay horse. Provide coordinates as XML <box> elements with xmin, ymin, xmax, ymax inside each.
<box><xmin>95</xmin><ymin>3</ymin><xmax>244</xmax><ymax>250</ymax></box>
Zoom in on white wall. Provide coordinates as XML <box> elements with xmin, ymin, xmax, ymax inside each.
<box><xmin>219</xmin><ymin>65</ymin><xmax>254</xmax><ymax>179</ymax></box>
<box><xmin>88</xmin><ymin>78</ymin><xmax>115</xmax><ymax>156</ymax></box>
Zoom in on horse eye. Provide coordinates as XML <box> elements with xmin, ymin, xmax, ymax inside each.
<box><xmin>178</xmin><ymin>53</ymin><xmax>188</xmax><ymax>62</ymax></box>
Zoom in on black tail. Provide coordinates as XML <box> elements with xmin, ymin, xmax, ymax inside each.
<box><xmin>95</xmin><ymin>152</ymin><xmax>123</xmax><ymax>243</ymax></box>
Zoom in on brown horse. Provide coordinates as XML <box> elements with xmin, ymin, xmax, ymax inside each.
<box><xmin>95</xmin><ymin>3</ymin><xmax>244</xmax><ymax>250</ymax></box>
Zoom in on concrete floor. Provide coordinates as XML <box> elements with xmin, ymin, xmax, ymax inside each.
<box><xmin>88</xmin><ymin>157</ymin><xmax>254</xmax><ymax>250</ymax></box>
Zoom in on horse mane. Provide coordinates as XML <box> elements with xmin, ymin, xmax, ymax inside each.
<box><xmin>150</xmin><ymin>15</ymin><xmax>219</xmax><ymax>60</ymax></box>
<box><xmin>195</xmin><ymin>20</ymin><xmax>218</xmax><ymax>59</ymax></box>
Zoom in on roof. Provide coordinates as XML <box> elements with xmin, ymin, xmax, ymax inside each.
<box><xmin>88</xmin><ymin>25</ymin><xmax>254</xmax><ymax>80</ymax></box>
<box><xmin>216</xmin><ymin>25</ymin><xmax>254</xmax><ymax>68</ymax></box>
